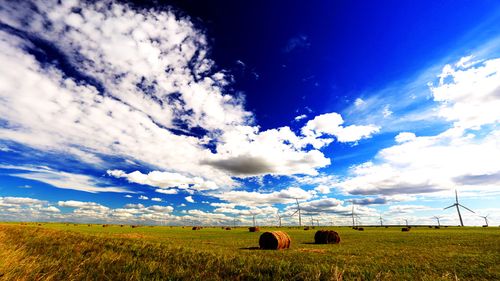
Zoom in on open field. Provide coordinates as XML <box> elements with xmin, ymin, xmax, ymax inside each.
<box><xmin>0</xmin><ymin>223</ymin><xmax>499</xmax><ymax>280</ymax></box>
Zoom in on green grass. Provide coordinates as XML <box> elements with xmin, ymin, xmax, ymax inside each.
<box><xmin>0</xmin><ymin>223</ymin><xmax>499</xmax><ymax>280</ymax></box>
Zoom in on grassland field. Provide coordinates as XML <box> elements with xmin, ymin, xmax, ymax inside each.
<box><xmin>0</xmin><ymin>222</ymin><xmax>499</xmax><ymax>280</ymax></box>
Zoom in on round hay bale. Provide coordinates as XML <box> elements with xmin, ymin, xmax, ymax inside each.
<box><xmin>259</xmin><ymin>231</ymin><xmax>291</xmax><ymax>250</ymax></box>
<box><xmin>314</xmin><ymin>230</ymin><xmax>341</xmax><ymax>244</ymax></box>
<box><xmin>357</xmin><ymin>227</ymin><xmax>364</xmax><ymax>231</ymax></box>
<box><xmin>192</xmin><ymin>226</ymin><xmax>201</xmax><ymax>230</ymax></box>
<box><xmin>304</xmin><ymin>226</ymin><xmax>310</xmax><ymax>230</ymax></box>
<box><xmin>102</xmin><ymin>224</ymin><xmax>109</xmax><ymax>227</ymax></box>
<box><xmin>401</xmin><ymin>227</ymin><xmax>410</xmax><ymax>232</ymax></box>
<box><xmin>225</xmin><ymin>227</ymin><xmax>232</xmax><ymax>230</ymax></box>
<box><xmin>248</xmin><ymin>226</ymin><xmax>260</xmax><ymax>232</ymax></box>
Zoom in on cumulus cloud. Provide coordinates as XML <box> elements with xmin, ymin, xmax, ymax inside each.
<box><xmin>314</xmin><ymin>185</ymin><xmax>330</xmax><ymax>194</ymax></box>
<box><xmin>58</xmin><ymin>200</ymin><xmax>109</xmax><ymax>212</ymax></box>
<box><xmin>0</xmin><ymin>0</ymin><xmax>359</xmax><ymax>187</ymax></box>
<box><xmin>0</xmin><ymin>0</ymin><xmax>251</xmax><ymax>186</ymax></box>
<box><xmin>301</xmin><ymin>113</ymin><xmax>380</xmax><ymax>143</ymax></box>
<box><xmin>351</xmin><ymin>197</ymin><xmax>387</xmax><ymax>205</ymax></box>
<box><xmin>215</xmin><ymin>187</ymin><xmax>314</xmax><ymax>206</ymax></box>
<box><xmin>155</xmin><ymin>189</ymin><xmax>179</xmax><ymax>195</ymax></box>
<box><xmin>151</xmin><ymin>197</ymin><xmax>162</xmax><ymax>202</ymax></box>
<box><xmin>431</xmin><ymin>57</ymin><xmax>500</xmax><ymax>129</ymax></box>
<box><xmin>338</xmin><ymin>128</ymin><xmax>500</xmax><ymax>196</ymax></box>
<box><xmin>395</xmin><ymin>132</ymin><xmax>417</xmax><ymax>143</ymax></box>
<box><xmin>185</xmin><ymin>196</ymin><xmax>195</xmax><ymax>203</ymax></box>
<box><xmin>0</xmin><ymin>196</ymin><xmax>62</xmax><ymax>221</ymax></box>
<box><xmin>138</xmin><ymin>195</ymin><xmax>149</xmax><ymax>200</ymax></box>
<box><xmin>107</xmin><ymin>170</ymin><xmax>218</xmax><ymax>191</ymax></box>
<box><xmin>0</xmin><ymin>197</ymin><xmax>46</xmax><ymax>207</ymax></box>
<box><xmin>387</xmin><ymin>205</ymin><xmax>439</xmax><ymax>215</ymax></box>
<box><xmin>202</xmin><ymin>126</ymin><xmax>331</xmax><ymax>177</ymax></box>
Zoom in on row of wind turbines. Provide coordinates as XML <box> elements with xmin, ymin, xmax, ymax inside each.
<box><xmin>268</xmin><ymin>190</ymin><xmax>490</xmax><ymax>227</ymax></box>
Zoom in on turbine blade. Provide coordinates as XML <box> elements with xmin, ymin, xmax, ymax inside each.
<box><xmin>459</xmin><ymin>204</ymin><xmax>475</xmax><ymax>213</ymax></box>
<box><xmin>455</xmin><ymin>189</ymin><xmax>459</xmax><ymax>203</ymax></box>
<box><xmin>444</xmin><ymin>204</ymin><xmax>455</xmax><ymax>210</ymax></box>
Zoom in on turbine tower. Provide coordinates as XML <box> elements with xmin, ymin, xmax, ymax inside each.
<box><xmin>444</xmin><ymin>189</ymin><xmax>474</xmax><ymax>226</ymax></box>
<box><xmin>289</xmin><ymin>198</ymin><xmax>302</xmax><ymax>227</ymax></box>
<box><xmin>296</xmin><ymin>199</ymin><xmax>302</xmax><ymax>227</ymax></box>
<box><xmin>351</xmin><ymin>202</ymin><xmax>355</xmax><ymax>227</ymax></box>
<box><xmin>379</xmin><ymin>215</ymin><xmax>383</xmax><ymax>227</ymax></box>
<box><xmin>276</xmin><ymin>212</ymin><xmax>284</xmax><ymax>227</ymax></box>
<box><xmin>433</xmin><ymin>216</ymin><xmax>442</xmax><ymax>227</ymax></box>
<box><xmin>479</xmin><ymin>214</ymin><xmax>489</xmax><ymax>227</ymax></box>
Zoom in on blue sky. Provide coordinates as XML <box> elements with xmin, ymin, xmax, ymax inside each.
<box><xmin>1</xmin><ymin>0</ymin><xmax>500</xmax><ymax>226</ymax></box>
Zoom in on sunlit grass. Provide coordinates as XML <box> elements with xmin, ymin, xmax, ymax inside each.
<box><xmin>0</xmin><ymin>223</ymin><xmax>498</xmax><ymax>280</ymax></box>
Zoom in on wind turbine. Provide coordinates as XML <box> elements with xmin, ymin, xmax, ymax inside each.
<box><xmin>444</xmin><ymin>190</ymin><xmax>474</xmax><ymax>226</ymax></box>
<box><xmin>433</xmin><ymin>216</ymin><xmax>442</xmax><ymax>227</ymax></box>
<box><xmin>404</xmin><ymin>219</ymin><xmax>409</xmax><ymax>227</ymax></box>
<box><xmin>350</xmin><ymin>202</ymin><xmax>361</xmax><ymax>227</ymax></box>
<box><xmin>379</xmin><ymin>215</ymin><xmax>383</xmax><ymax>227</ymax></box>
<box><xmin>289</xmin><ymin>198</ymin><xmax>302</xmax><ymax>226</ymax></box>
<box><xmin>276</xmin><ymin>212</ymin><xmax>284</xmax><ymax>227</ymax></box>
<box><xmin>479</xmin><ymin>214</ymin><xmax>489</xmax><ymax>227</ymax></box>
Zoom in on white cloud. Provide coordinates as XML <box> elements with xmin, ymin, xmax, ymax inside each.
<box><xmin>58</xmin><ymin>200</ymin><xmax>109</xmax><ymax>212</ymax></box>
<box><xmin>41</xmin><ymin>206</ymin><xmax>61</xmax><ymax>213</ymax></box>
<box><xmin>215</xmin><ymin>187</ymin><xmax>314</xmax><ymax>207</ymax></box>
<box><xmin>155</xmin><ymin>189</ymin><xmax>178</xmax><ymax>195</ymax></box>
<box><xmin>4</xmin><ymin>165</ymin><xmax>129</xmax><ymax>193</ymax></box>
<box><xmin>336</xmin><ymin>56</ymin><xmax>500</xmax><ymax>198</ymax></box>
<box><xmin>0</xmin><ymin>0</ymin><xmax>346</xmax><ymax>186</ymax></box>
<box><xmin>138</xmin><ymin>195</ymin><xmax>149</xmax><ymax>200</ymax></box>
<box><xmin>431</xmin><ymin>57</ymin><xmax>500</xmax><ymax>129</ymax></box>
<box><xmin>185</xmin><ymin>196</ymin><xmax>195</xmax><ymax>203</ymax></box>
<box><xmin>301</xmin><ymin>113</ymin><xmax>380</xmax><ymax>143</ymax></box>
<box><xmin>202</xmin><ymin>126</ymin><xmax>331</xmax><ymax>177</ymax></box>
<box><xmin>382</xmin><ymin>105</ymin><xmax>392</xmax><ymax>118</ymax></box>
<box><xmin>294</xmin><ymin>114</ymin><xmax>307</xmax><ymax>121</ymax></box>
<box><xmin>314</xmin><ymin>185</ymin><xmax>330</xmax><ymax>194</ymax></box>
<box><xmin>395</xmin><ymin>132</ymin><xmax>417</xmax><ymax>143</ymax></box>
<box><xmin>107</xmin><ymin>170</ymin><xmax>218</xmax><ymax>191</ymax></box>
<box><xmin>0</xmin><ymin>197</ymin><xmax>46</xmax><ymax>207</ymax></box>
<box><xmin>124</xmin><ymin>195</ymin><xmax>132</xmax><ymax>198</ymax></box>
<box><xmin>338</xmin><ymin>127</ymin><xmax>500</xmax><ymax>196</ymax></box>
<box><xmin>151</xmin><ymin>197</ymin><xmax>162</xmax><ymax>202</ymax></box>
<box><xmin>0</xmin><ymin>0</ymin><xmax>252</xmax><ymax>187</ymax></box>
<box><xmin>354</xmin><ymin>98</ymin><xmax>366</xmax><ymax>107</ymax></box>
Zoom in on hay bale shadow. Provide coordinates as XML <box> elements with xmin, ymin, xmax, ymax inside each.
<box><xmin>239</xmin><ymin>247</ymin><xmax>260</xmax><ymax>250</ymax></box>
